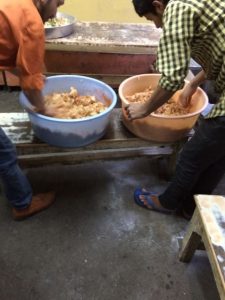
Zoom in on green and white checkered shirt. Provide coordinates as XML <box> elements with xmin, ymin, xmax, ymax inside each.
<box><xmin>156</xmin><ymin>0</ymin><xmax>225</xmax><ymax>118</ymax></box>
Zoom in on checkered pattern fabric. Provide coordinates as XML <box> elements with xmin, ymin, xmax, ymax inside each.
<box><xmin>156</xmin><ymin>0</ymin><xmax>225</xmax><ymax>118</ymax></box>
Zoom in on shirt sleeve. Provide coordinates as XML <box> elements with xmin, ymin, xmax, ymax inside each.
<box><xmin>156</xmin><ymin>1</ymin><xmax>196</xmax><ymax>91</ymax></box>
<box><xmin>16</xmin><ymin>18</ymin><xmax>45</xmax><ymax>91</ymax></box>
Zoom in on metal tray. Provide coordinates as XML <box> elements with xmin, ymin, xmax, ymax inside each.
<box><xmin>45</xmin><ymin>12</ymin><xmax>75</xmax><ymax>39</ymax></box>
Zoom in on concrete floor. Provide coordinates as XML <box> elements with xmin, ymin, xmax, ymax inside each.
<box><xmin>0</xmin><ymin>88</ymin><xmax>222</xmax><ymax>300</ymax></box>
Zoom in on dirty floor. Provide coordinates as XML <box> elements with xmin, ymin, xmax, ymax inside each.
<box><xmin>0</xmin><ymin>88</ymin><xmax>223</xmax><ymax>300</ymax></box>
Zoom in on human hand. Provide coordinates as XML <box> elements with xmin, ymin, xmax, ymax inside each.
<box><xmin>42</xmin><ymin>74</ymin><xmax>47</xmax><ymax>82</ymax></box>
<box><xmin>179</xmin><ymin>83</ymin><xmax>197</xmax><ymax>108</ymax></box>
<box><xmin>24</xmin><ymin>89</ymin><xmax>57</xmax><ymax>117</ymax></box>
<box><xmin>35</xmin><ymin>105</ymin><xmax>58</xmax><ymax>118</ymax></box>
<box><xmin>124</xmin><ymin>101</ymin><xmax>151</xmax><ymax>121</ymax></box>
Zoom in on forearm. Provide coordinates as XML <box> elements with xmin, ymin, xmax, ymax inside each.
<box><xmin>146</xmin><ymin>86</ymin><xmax>175</xmax><ymax>114</ymax></box>
<box><xmin>189</xmin><ymin>70</ymin><xmax>206</xmax><ymax>88</ymax></box>
<box><xmin>125</xmin><ymin>84</ymin><xmax>175</xmax><ymax>120</ymax></box>
<box><xmin>24</xmin><ymin>89</ymin><xmax>45</xmax><ymax>113</ymax></box>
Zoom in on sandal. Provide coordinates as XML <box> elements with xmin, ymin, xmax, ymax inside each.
<box><xmin>134</xmin><ymin>187</ymin><xmax>175</xmax><ymax>214</ymax></box>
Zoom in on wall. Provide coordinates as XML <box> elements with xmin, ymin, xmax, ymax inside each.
<box><xmin>59</xmin><ymin>0</ymin><xmax>147</xmax><ymax>23</ymax></box>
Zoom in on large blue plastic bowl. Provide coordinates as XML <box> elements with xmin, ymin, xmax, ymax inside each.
<box><xmin>19</xmin><ymin>75</ymin><xmax>117</xmax><ymax>148</ymax></box>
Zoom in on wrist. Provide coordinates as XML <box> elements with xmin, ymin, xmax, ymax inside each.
<box><xmin>34</xmin><ymin>104</ymin><xmax>45</xmax><ymax>113</ymax></box>
<box><xmin>189</xmin><ymin>82</ymin><xmax>199</xmax><ymax>90</ymax></box>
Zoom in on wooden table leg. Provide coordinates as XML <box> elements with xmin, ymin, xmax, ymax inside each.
<box><xmin>179</xmin><ymin>208</ymin><xmax>202</xmax><ymax>262</ymax></box>
<box><xmin>1</xmin><ymin>71</ymin><xmax>7</xmax><ymax>86</ymax></box>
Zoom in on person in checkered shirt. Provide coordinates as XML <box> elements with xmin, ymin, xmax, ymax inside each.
<box><xmin>126</xmin><ymin>0</ymin><xmax>225</xmax><ymax>219</ymax></box>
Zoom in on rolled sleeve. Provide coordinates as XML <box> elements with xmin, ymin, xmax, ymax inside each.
<box><xmin>156</xmin><ymin>1</ymin><xmax>196</xmax><ymax>91</ymax></box>
<box><xmin>17</xmin><ymin>19</ymin><xmax>45</xmax><ymax>90</ymax></box>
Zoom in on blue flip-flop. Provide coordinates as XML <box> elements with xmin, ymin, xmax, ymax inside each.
<box><xmin>134</xmin><ymin>187</ymin><xmax>175</xmax><ymax>214</ymax></box>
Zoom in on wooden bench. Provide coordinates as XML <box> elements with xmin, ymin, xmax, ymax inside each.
<box><xmin>0</xmin><ymin>109</ymin><xmax>187</xmax><ymax>170</ymax></box>
<box><xmin>179</xmin><ymin>194</ymin><xmax>225</xmax><ymax>300</ymax></box>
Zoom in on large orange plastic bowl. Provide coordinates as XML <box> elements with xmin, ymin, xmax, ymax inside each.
<box><xmin>119</xmin><ymin>74</ymin><xmax>208</xmax><ymax>142</ymax></box>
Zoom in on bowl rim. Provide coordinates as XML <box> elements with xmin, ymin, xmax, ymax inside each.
<box><xmin>20</xmin><ymin>75</ymin><xmax>117</xmax><ymax>123</ymax></box>
<box><xmin>119</xmin><ymin>73</ymin><xmax>209</xmax><ymax>119</ymax></box>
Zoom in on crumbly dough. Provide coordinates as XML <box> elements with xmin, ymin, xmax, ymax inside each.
<box><xmin>44</xmin><ymin>87</ymin><xmax>107</xmax><ymax>119</ymax></box>
<box><xmin>126</xmin><ymin>86</ymin><xmax>190</xmax><ymax>116</ymax></box>
<box><xmin>44</xmin><ymin>17</ymin><xmax>69</xmax><ymax>28</ymax></box>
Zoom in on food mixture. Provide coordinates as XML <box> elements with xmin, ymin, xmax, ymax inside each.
<box><xmin>126</xmin><ymin>86</ymin><xmax>190</xmax><ymax>116</ymax></box>
<box><xmin>44</xmin><ymin>87</ymin><xmax>107</xmax><ymax>119</ymax></box>
<box><xmin>44</xmin><ymin>17</ymin><xmax>69</xmax><ymax>28</ymax></box>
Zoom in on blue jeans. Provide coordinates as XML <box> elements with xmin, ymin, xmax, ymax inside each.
<box><xmin>0</xmin><ymin>128</ymin><xmax>32</xmax><ymax>209</ymax></box>
<box><xmin>159</xmin><ymin>116</ymin><xmax>225</xmax><ymax>214</ymax></box>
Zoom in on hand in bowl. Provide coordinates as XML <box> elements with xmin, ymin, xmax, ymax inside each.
<box><xmin>179</xmin><ymin>83</ymin><xmax>196</xmax><ymax>108</ymax></box>
<box><xmin>124</xmin><ymin>101</ymin><xmax>151</xmax><ymax>121</ymax></box>
<box><xmin>35</xmin><ymin>105</ymin><xmax>59</xmax><ymax>118</ymax></box>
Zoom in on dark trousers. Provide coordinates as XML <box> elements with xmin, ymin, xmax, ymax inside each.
<box><xmin>0</xmin><ymin>127</ymin><xmax>32</xmax><ymax>209</ymax></box>
<box><xmin>159</xmin><ymin>116</ymin><xmax>225</xmax><ymax>214</ymax></box>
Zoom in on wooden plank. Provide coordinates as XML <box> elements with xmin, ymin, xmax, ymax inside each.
<box><xmin>0</xmin><ymin>110</ymin><xmax>177</xmax><ymax>168</ymax></box>
<box><xmin>0</xmin><ymin>109</ymin><xmax>175</xmax><ymax>145</ymax></box>
<box><xmin>17</xmin><ymin>146</ymin><xmax>173</xmax><ymax>168</ymax></box>
<box><xmin>1</xmin><ymin>109</ymin><xmax>190</xmax><ymax>170</ymax></box>
<box><xmin>16</xmin><ymin>139</ymin><xmax>173</xmax><ymax>156</ymax></box>
<box><xmin>196</xmin><ymin>195</ymin><xmax>225</xmax><ymax>300</ymax></box>
<box><xmin>0</xmin><ymin>71</ymin><xmax>5</xmax><ymax>86</ymax></box>
<box><xmin>45</xmin><ymin>51</ymin><xmax>156</xmax><ymax>76</ymax></box>
<box><xmin>179</xmin><ymin>209</ymin><xmax>202</xmax><ymax>262</ymax></box>
<box><xmin>179</xmin><ymin>195</ymin><xmax>225</xmax><ymax>300</ymax></box>
<box><xmin>4</xmin><ymin>71</ymin><xmax>20</xmax><ymax>87</ymax></box>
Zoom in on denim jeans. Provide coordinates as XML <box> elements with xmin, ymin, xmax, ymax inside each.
<box><xmin>159</xmin><ymin>116</ymin><xmax>225</xmax><ymax>214</ymax></box>
<box><xmin>0</xmin><ymin>127</ymin><xmax>32</xmax><ymax>209</ymax></box>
